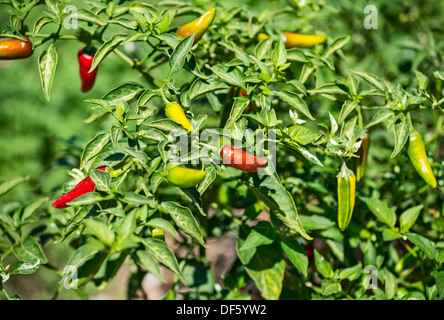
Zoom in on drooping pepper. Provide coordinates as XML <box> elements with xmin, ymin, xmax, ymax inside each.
<box><xmin>282</xmin><ymin>32</ymin><xmax>327</xmax><ymax>49</ymax></box>
<box><xmin>166</xmin><ymin>166</ymin><xmax>207</xmax><ymax>188</ymax></box>
<box><xmin>78</xmin><ymin>48</ymin><xmax>98</xmax><ymax>93</ymax></box>
<box><xmin>176</xmin><ymin>7</ymin><xmax>216</xmax><ymax>44</ymax></box>
<box><xmin>407</xmin><ymin>131</ymin><xmax>437</xmax><ymax>188</ymax></box>
<box><xmin>220</xmin><ymin>145</ymin><xmax>268</xmax><ymax>172</ymax></box>
<box><xmin>337</xmin><ymin>162</ymin><xmax>356</xmax><ymax>231</ymax></box>
<box><xmin>0</xmin><ymin>36</ymin><xmax>33</xmax><ymax>60</ymax></box>
<box><xmin>356</xmin><ymin>133</ymin><xmax>371</xmax><ymax>182</ymax></box>
<box><xmin>52</xmin><ymin>166</ymin><xmax>107</xmax><ymax>209</ymax></box>
<box><xmin>165</xmin><ymin>102</ymin><xmax>193</xmax><ymax>132</ymax></box>
<box><xmin>256</xmin><ymin>32</ymin><xmax>327</xmax><ymax>49</ymax></box>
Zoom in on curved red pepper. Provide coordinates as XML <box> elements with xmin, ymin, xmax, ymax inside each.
<box><xmin>220</xmin><ymin>145</ymin><xmax>268</xmax><ymax>172</ymax></box>
<box><xmin>78</xmin><ymin>48</ymin><xmax>98</xmax><ymax>93</ymax></box>
<box><xmin>52</xmin><ymin>166</ymin><xmax>106</xmax><ymax>209</ymax></box>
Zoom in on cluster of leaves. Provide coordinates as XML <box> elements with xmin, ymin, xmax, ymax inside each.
<box><xmin>1</xmin><ymin>0</ymin><xmax>443</xmax><ymax>300</ymax></box>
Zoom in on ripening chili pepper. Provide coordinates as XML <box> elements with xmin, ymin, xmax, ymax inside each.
<box><xmin>220</xmin><ymin>145</ymin><xmax>268</xmax><ymax>172</ymax></box>
<box><xmin>166</xmin><ymin>166</ymin><xmax>207</xmax><ymax>188</ymax></box>
<box><xmin>152</xmin><ymin>228</ymin><xmax>165</xmax><ymax>240</ymax></box>
<box><xmin>337</xmin><ymin>162</ymin><xmax>356</xmax><ymax>231</ymax></box>
<box><xmin>257</xmin><ymin>33</ymin><xmax>270</xmax><ymax>41</ymax></box>
<box><xmin>52</xmin><ymin>166</ymin><xmax>107</xmax><ymax>209</ymax></box>
<box><xmin>176</xmin><ymin>7</ymin><xmax>216</xmax><ymax>44</ymax></box>
<box><xmin>78</xmin><ymin>48</ymin><xmax>98</xmax><ymax>93</ymax></box>
<box><xmin>165</xmin><ymin>102</ymin><xmax>193</xmax><ymax>132</ymax></box>
<box><xmin>282</xmin><ymin>32</ymin><xmax>327</xmax><ymax>49</ymax></box>
<box><xmin>356</xmin><ymin>133</ymin><xmax>371</xmax><ymax>182</ymax></box>
<box><xmin>0</xmin><ymin>36</ymin><xmax>33</xmax><ymax>60</ymax></box>
<box><xmin>407</xmin><ymin>131</ymin><xmax>437</xmax><ymax>188</ymax></box>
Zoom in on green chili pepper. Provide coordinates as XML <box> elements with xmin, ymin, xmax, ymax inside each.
<box><xmin>407</xmin><ymin>131</ymin><xmax>437</xmax><ymax>188</ymax></box>
<box><xmin>166</xmin><ymin>166</ymin><xmax>206</xmax><ymax>188</ymax></box>
<box><xmin>337</xmin><ymin>162</ymin><xmax>356</xmax><ymax>231</ymax></box>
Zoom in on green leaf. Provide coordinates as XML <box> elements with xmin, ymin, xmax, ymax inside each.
<box><xmin>240</xmin><ymin>169</ymin><xmax>311</xmax><ymax>240</ymax></box>
<box><xmin>360</xmin><ymin>197</ymin><xmax>397</xmax><ymax>227</ymax></box>
<box><xmin>431</xmin><ymin>270</ymin><xmax>444</xmax><ymax>298</ymax></box>
<box><xmin>287</xmin><ymin>124</ymin><xmax>319</xmax><ymax>145</ymax></box>
<box><xmin>169</xmin><ymin>32</ymin><xmax>195</xmax><ymax>76</ymax></box>
<box><xmin>385</xmin><ymin>269</ymin><xmax>397</xmax><ymax>300</ymax></box>
<box><xmin>122</xmin><ymin>191</ymin><xmax>154</xmax><ymax>205</ymax></box>
<box><xmin>13</xmin><ymin>236</ymin><xmax>47</xmax><ymax>264</ymax></box>
<box><xmin>80</xmin><ymin>132</ymin><xmax>111</xmax><ymax>170</ymax></box>
<box><xmin>207</xmin><ymin>64</ymin><xmax>245</xmax><ymax>88</ymax></box>
<box><xmin>90</xmin><ymin>34</ymin><xmax>127</xmax><ymax>72</ymax></box>
<box><xmin>0</xmin><ymin>176</ymin><xmax>30</xmax><ymax>198</ymax></box>
<box><xmin>272</xmin><ymin>38</ymin><xmax>287</xmax><ymax>69</ymax></box>
<box><xmin>337</xmin><ymin>264</ymin><xmax>362</xmax><ymax>281</ymax></box>
<box><xmin>404</xmin><ymin>232</ymin><xmax>436</xmax><ymax>261</ymax></box>
<box><xmin>323</xmin><ymin>35</ymin><xmax>350</xmax><ymax>58</ymax></box>
<box><xmin>146</xmin><ymin>218</ymin><xmax>178</xmax><ymax>237</ymax></box>
<box><xmin>141</xmin><ymin>238</ymin><xmax>184</xmax><ymax>279</ymax></box>
<box><xmin>273</xmin><ymin>90</ymin><xmax>314</xmax><ymax>120</ymax></box>
<box><xmin>314</xmin><ymin>249</ymin><xmax>334</xmax><ymax>279</ymax></box>
<box><xmin>390</xmin><ymin>115</ymin><xmax>411</xmax><ymax>158</ymax></box>
<box><xmin>239</xmin><ymin>221</ymin><xmax>276</xmax><ymax>251</ymax></box>
<box><xmin>33</xmin><ymin>16</ymin><xmax>53</xmax><ymax>35</ymax></box>
<box><xmin>90</xmin><ymin>169</ymin><xmax>111</xmax><ymax>193</ymax></box>
<box><xmin>321</xmin><ymin>279</ymin><xmax>341</xmax><ymax>296</ymax></box>
<box><xmin>66</xmin><ymin>192</ymin><xmax>104</xmax><ymax>206</ymax></box>
<box><xmin>351</xmin><ymin>70</ymin><xmax>386</xmax><ymax>92</ymax></box>
<box><xmin>187</xmin><ymin>78</ymin><xmax>230</xmax><ymax>100</ymax></box>
<box><xmin>280</xmin><ymin>238</ymin><xmax>309</xmax><ymax>278</ymax></box>
<box><xmin>55</xmin><ymin>205</ymin><xmax>94</xmax><ymax>244</ymax></box>
<box><xmin>113</xmin><ymin>209</ymin><xmax>136</xmax><ymax>239</ymax></box>
<box><xmin>415</xmin><ymin>70</ymin><xmax>428</xmax><ymax>90</ymax></box>
<box><xmin>10</xmin><ymin>260</ymin><xmax>40</xmax><ymax>275</ymax></box>
<box><xmin>83</xmin><ymin>218</ymin><xmax>115</xmax><ymax>247</ymax></box>
<box><xmin>160</xmin><ymin>201</ymin><xmax>207</xmax><ymax>247</ymax></box>
<box><xmin>22</xmin><ymin>197</ymin><xmax>48</xmax><ymax>221</ymax></box>
<box><xmin>38</xmin><ymin>43</ymin><xmax>58</xmax><ymax>101</ymax></box>
<box><xmin>399</xmin><ymin>205</ymin><xmax>423</xmax><ymax>233</ymax></box>
<box><xmin>366</xmin><ymin>109</ymin><xmax>394</xmax><ymax>128</ymax></box>
<box><xmin>433</xmin><ymin>70</ymin><xmax>444</xmax><ymax>81</ymax></box>
<box><xmin>71</xmin><ymin>9</ymin><xmax>108</xmax><ymax>26</ymax></box>
<box><xmin>244</xmin><ymin>243</ymin><xmax>285</xmax><ymax>300</ymax></box>
<box><xmin>224</xmin><ymin>97</ymin><xmax>250</xmax><ymax>129</ymax></box>
<box><xmin>101</xmin><ymin>82</ymin><xmax>145</xmax><ymax>106</ymax></box>
<box><xmin>197</xmin><ymin>162</ymin><xmax>216</xmax><ymax>195</ymax></box>
<box><xmin>181</xmin><ymin>259</ymin><xmax>216</xmax><ymax>293</ymax></box>
<box><xmin>133</xmin><ymin>250</ymin><xmax>166</xmax><ymax>282</ymax></box>
<box><xmin>338</xmin><ymin>100</ymin><xmax>358</xmax><ymax>124</ymax></box>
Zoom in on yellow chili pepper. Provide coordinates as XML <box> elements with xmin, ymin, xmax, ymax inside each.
<box><xmin>282</xmin><ymin>32</ymin><xmax>327</xmax><ymax>49</ymax></box>
<box><xmin>176</xmin><ymin>7</ymin><xmax>216</xmax><ymax>44</ymax></box>
<box><xmin>165</xmin><ymin>102</ymin><xmax>193</xmax><ymax>132</ymax></box>
<box><xmin>407</xmin><ymin>131</ymin><xmax>437</xmax><ymax>188</ymax></box>
<box><xmin>337</xmin><ymin>162</ymin><xmax>356</xmax><ymax>231</ymax></box>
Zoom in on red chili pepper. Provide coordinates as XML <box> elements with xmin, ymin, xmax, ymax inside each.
<box><xmin>52</xmin><ymin>166</ymin><xmax>106</xmax><ymax>209</ymax></box>
<box><xmin>78</xmin><ymin>48</ymin><xmax>98</xmax><ymax>93</ymax></box>
<box><xmin>219</xmin><ymin>145</ymin><xmax>268</xmax><ymax>172</ymax></box>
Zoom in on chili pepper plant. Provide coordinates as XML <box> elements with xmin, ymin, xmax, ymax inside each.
<box><xmin>0</xmin><ymin>0</ymin><xmax>443</xmax><ymax>300</ymax></box>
